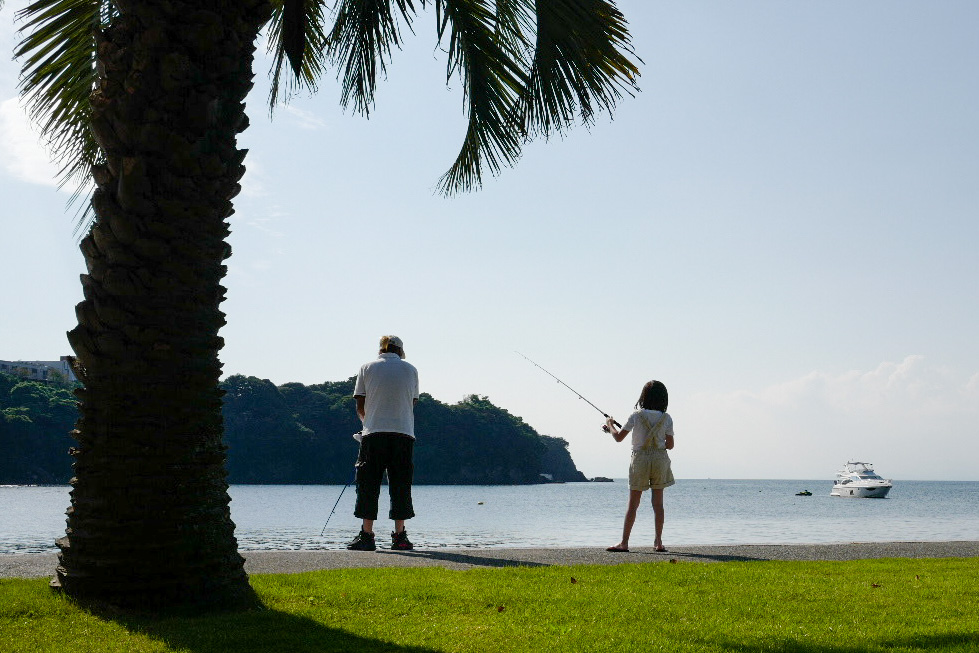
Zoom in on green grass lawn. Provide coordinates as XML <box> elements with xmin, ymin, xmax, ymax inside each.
<box><xmin>2</xmin><ymin>557</ymin><xmax>977</xmax><ymax>653</ymax></box>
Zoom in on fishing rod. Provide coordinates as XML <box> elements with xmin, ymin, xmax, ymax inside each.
<box><xmin>515</xmin><ymin>351</ymin><xmax>621</xmax><ymax>428</ymax></box>
<box><xmin>319</xmin><ymin>466</ymin><xmax>356</xmax><ymax>537</ymax></box>
<box><xmin>314</xmin><ymin>433</ymin><xmax>365</xmax><ymax>542</ymax></box>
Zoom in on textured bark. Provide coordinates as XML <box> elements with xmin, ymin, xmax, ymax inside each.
<box><xmin>56</xmin><ymin>0</ymin><xmax>272</xmax><ymax>609</ymax></box>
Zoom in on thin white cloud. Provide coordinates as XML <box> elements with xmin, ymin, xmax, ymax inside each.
<box><xmin>691</xmin><ymin>356</ymin><xmax>976</xmax><ymax>419</ymax></box>
<box><xmin>246</xmin><ymin>209</ymin><xmax>289</xmax><ymax>238</ymax></box>
<box><xmin>250</xmin><ymin>260</ymin><xmax>273</xmax><ymax>272</ymax></box>
<box><xmin>774</xmin><ymin>356</ymin><xmax>973</xmax><ymax>416</ymax></box>
<box><xmin>0</xmin><ymin>97</ymin><xmax>67</xmax><ymax>190</ymax></box>
<box><xmin>246</xmin><ymin>217</ymin><xmax>282</xmax><ymax>238</ymax></box>
<box><xmin>682</xmin><ymin>356</ymin><xmax>979</xmax><ymax>479</ymax></box>
<box><xmin>278</xmin><ymin>104</ymin><xmax>328</xmax><ymax>131</ymax></box>
<box><xmin>239</xmin><ymin>153</ymin><xmax>269</xmax><ymax>198</ymax></box>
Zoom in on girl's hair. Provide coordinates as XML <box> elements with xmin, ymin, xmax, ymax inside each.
<box><xmin>635</xmin><ymin>380</ymin><xmax>668</xmax><ymax>412</ymax></box>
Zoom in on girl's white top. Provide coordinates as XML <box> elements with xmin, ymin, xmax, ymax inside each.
<box><xmin>622</xmin><ymin>409</ymin><xmax>674</xmax><ymax>452</ymax></box>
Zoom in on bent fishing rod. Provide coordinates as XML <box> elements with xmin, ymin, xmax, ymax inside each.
<box><xmin>515</xmin><ymin>351</ymin><xmax>621</xmax><ymax>428</ymax></box>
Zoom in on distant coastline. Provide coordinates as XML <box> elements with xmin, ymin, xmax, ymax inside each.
<box><xmin>1</xmin><ymin>372</ymin><xmax>589</xmax><ymax>485</ymax></box>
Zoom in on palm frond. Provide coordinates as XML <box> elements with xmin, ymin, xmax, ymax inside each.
<box><xmin>326</xmin><ymin>0</ymin><xmax>423</xmax><ymax>116</ymax></box>
<box><xmin>520</xmin><ymin>0</ymin><xmax>641</xmax><ymax>138</ymax></box>
<box><xmin>15</xmin><ymin>0</ymin><xmax>110</xmax><ymax>197</ymax></box>
<box><xmin>435</xmin><ymin>0</ymin><xmax>528</xmax><ymax>194</ymax></box>
<box><xmin>493</xmin><ymin>0</ymin><xmax>534</xmax><ymax>51</ymax></box>
<box><xmin>283</xmin><ymin>0</ymin><xmax>308</xmax><ymax>72</ymax></box>
<box><xmin>267</xmin><ymin>0</ymin><xmax>331</xmax><ymax>108</ymax></box>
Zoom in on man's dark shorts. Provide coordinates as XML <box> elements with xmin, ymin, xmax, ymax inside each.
<box><xmin>354</xmin><ymin>432</ymin><xmax>415</xmax><ymax>521</ymax></box>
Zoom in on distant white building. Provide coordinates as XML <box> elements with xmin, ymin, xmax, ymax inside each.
<box><xmin>0</xmin><ymin>357</ymin><xmax>78</xmax><ymax>383</ymax></box>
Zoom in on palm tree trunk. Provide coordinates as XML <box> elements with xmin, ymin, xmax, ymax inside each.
<box><xmin>56</xmin><ymin>0</ymin><xmax>271</xmax><ymax>609</ymax></box>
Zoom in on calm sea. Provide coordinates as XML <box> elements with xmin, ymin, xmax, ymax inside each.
<box><xmin>1</xmin><ymin>480</ymin><xmax>977</xmax><ymax>555</ymax></box>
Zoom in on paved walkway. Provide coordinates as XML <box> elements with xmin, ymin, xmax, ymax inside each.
<box><xmin>3</xmin><ymin>541</ymin><xmax>977</xmax><ymax>579</ymax></box>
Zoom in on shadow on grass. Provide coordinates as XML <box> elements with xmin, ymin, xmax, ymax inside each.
<box><xmin>710</xmin><ymin>632</ymin><xmax>979</xmax><ymax>653</ymax></box>
<box><xmin>382</xmin><ymin>549</ymin><xmax>549</xmax><ymax>568</ymax></box>
<box><xmin>92</xmin><ymin>602</ymin><xmax>442</xmax><ymax>653</ymax></box>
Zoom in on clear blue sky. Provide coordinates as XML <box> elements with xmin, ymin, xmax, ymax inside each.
<box><xmin>2</xmin><ymin>1</ymin><xmax>977</xmax><ymax>481</ymax></box>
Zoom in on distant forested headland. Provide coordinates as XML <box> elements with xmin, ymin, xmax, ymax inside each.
<box><xmin>0</xmin><ymin>372</ymin><xmax>588</xmax><ymax>485</ymax></box>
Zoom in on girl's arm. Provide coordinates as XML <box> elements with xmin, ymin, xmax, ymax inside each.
<box><xmin>665</xmin><ymin>434</ymin><xmax>674</xmax><ymax>450</ymax></box>
<box><xmin>605</xmin><ymin>417</ymin><xmax>630</xmax><ymax>443</ymax></box>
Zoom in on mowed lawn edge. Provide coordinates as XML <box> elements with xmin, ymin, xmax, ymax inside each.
<box><xmin>2</xmin><ymin>557</ymin><xmax>977</xmax><ymax>653</ymax></box>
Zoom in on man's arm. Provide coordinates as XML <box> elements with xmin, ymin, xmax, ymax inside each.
<box><xmin>355</xmin><ymin>395</ymin><xmax>366</xmax><ymax>421</ymax></box>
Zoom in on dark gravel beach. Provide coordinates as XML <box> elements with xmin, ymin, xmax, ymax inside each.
<box><xmin>2</xmin><ymin>541</ymin><xmax>977</xmax><ymax>579</ymax></box>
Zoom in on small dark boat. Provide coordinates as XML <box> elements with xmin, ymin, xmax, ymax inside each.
<box><xmin>796</xmin><ymin>490</ymin><xmax>812</xmax><ymax>496</ymax></box>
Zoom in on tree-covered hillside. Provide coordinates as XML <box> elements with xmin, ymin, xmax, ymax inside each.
<box><xmin>221</xmin><ymin>375</ymin><xmax>587</xmax><ymax>484</ymax></box>
<box><xmin>0</xmin><ymin>372</ymin><xmax>587</xmax><ymax>485</ymax></box>
<box><xmin>0</xmin><ymin>373</ymin><xmax>78</xmax><ymax>484</ymax></box>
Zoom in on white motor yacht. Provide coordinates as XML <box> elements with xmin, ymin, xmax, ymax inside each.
<box><xmin>830</xmin><ymin>462</ymin><xmax>892</xmax><ymax>498</ymax></box>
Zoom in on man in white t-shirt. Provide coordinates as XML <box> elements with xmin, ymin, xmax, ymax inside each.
<box><xmin>347</xmin><ymin>335</ymin><xmax>420</xmax><ymax>551</ymax></box>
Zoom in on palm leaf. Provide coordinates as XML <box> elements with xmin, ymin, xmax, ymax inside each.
<box><xmin>435</xmin><ymin>0</ymin><xmax>529</xmax><ymax>194</ymax></box>
<box><xmin>326</xmin><ymin>0</ymin><xmax>423</xmax><ymax>117</ymax></box>
<box><xmin>493</xmin><ymin>0</ymin><xmax>534</xmax><ymax>51</ymax></box>
<box><xmin>15</xmin><ymin>0</ymin><xmax>111</xmax><ymax>196</ymax></box>
<box><xmin>520</xmin><ymin>0</ymin><xmax>641</xmax><ymax>138</ymax></box>
<box><xmin>267</xmin><ymin>0</ymin><xmax>331</xmax><ymax>108</ymax></box>
<box><xmin>15</xmin><ymin>0</ymin><xmax>642</xmax><ymax>210</ymax></box>
<box><xmin>283</xmin><ymin>0</ymin><xmax>308</xmax><ymax>72</ymax></box>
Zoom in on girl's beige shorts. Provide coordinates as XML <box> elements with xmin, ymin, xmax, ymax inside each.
<box><xmin>629</xmin><ymin>449</ymin><xmax>675</xmax><ymax>491</ymax></box>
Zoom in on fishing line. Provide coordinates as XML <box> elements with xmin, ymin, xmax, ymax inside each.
<box><xmin>515</xmin><ymin>351</ymin><xmax>621</xmax><ymax>428</ymax></box>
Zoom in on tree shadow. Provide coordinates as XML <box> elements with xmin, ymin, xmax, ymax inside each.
<box><xmin>84</xmin><ymin>601</ymin><xmax>442</xmax><ymax>653</ymax></box>
<box><xmin>382</xmin><ymin>549</ymin><xmax>549</xmax><ymax>568</ymax></box>
<box><xmin>707</xmin><ymin>632</ymin><xmax>979</xmax><ymax>653</ymax></box>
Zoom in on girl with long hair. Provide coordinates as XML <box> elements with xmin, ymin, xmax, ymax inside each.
<box><xmin>603</xmin><ymin>380</ymin><xmax>674</xmax><ymax>552</ymax></box>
